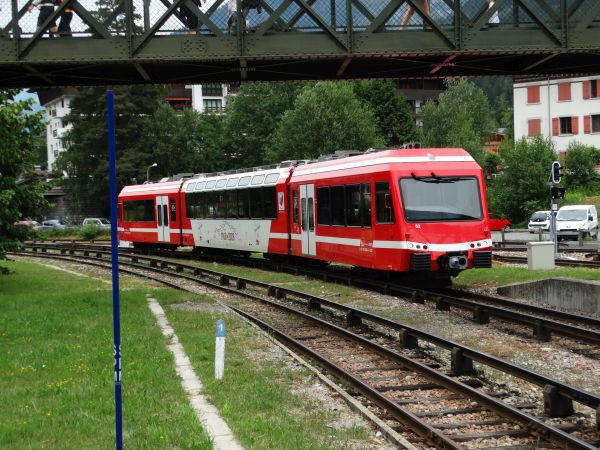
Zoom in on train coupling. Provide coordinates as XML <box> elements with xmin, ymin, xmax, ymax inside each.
<box><xmin>447</xmin><ymin>255</ymin><xmax>468</xmax><ymax>270</ymax></box>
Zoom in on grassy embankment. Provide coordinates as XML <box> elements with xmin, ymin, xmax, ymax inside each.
<box><xmin>0</xmin><ymin>259</ymin><xmax>371</xmax><ymax>450</ymax></box>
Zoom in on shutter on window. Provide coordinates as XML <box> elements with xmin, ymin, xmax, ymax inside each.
<box><xmin>527</xmin><ymin>86</ymin><xmax>540</xmax><ymax>103</ymax></box>
<box><xmin>552</xmin><ymin>118</ymin><xmax>559</xmax><ymax>136</ymax></box>
<box><xmin>584</xmin><ymin>115</ymin><xmax>591</xmax><ymax>134</ymax></box>
<box><xmin>572</xmin><ymin>116</ymin><xmax>579</xmax><ymax>134</ymax></box>
<box><xmin>583</xmin><ymin>81</ymin><xmax>590</xmax><ymax>99</ymax></box>
<box><xmin>558</xmin><ymin>83</ymin><xmax>571</xmax><ymax>101</ymax></box>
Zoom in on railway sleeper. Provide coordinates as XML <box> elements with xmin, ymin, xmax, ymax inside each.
<box><xmin>543</xmin><ymin>384</ymin><xmax>574</xmax><ymax>417</ymax></box>
<box><xmin>451</xmin><ymin>429</ymin><xmax>530</xmax><ymax>442</ymax></box>
<box><xmin>219</xmin><ymin>275</ymin><xmax>230</xmax><ymax>286</ymax></box>
<box><xmin>533</xmin><ymin>320</ymin><xmax>551</xmax><ymax>341</ymax></box>
<box><xmin>307</xmin><ymin>299</ymin><xmax>321</xmax><ymax>311</ymax></box>
<box><xmin>451</xmin><ymin>347</ymin><xmax>475</xmax><ymax>375</ymax></box>
<box><xmin>435</xmin><ymin>297</ymin><xmax>450</xmax><ymax>311</ymax></box>
<box><xmin>346</xmin><ymin>311</ymin><xmax>362</xmax><ymax>326</ymax></box>
<box><xmin>430</xmin><ymin>419</ymin><xmax>507</xmax><ymax>430</ymax></box>
<box><xmin>472</xmin><ymin>306</ymin><xmax>490</xmax><ymax>324</ymax></box>
<box><xmin>399</xmin><ymin>329</ymin><xmax>418</xmax><ymax>349</ymax></box>
<box><xmin>236</xmin><ymin>279</ymin><xmax>246</xmax><ymax>290</ymax></box>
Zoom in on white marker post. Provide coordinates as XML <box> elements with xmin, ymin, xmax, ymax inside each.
<box><xmin>215</xmin><ymin>320</ymin><xmax>226</xmax><ymax>380</ymax></box>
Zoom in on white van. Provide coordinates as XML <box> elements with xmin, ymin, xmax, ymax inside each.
<box><xmin>527</xmin><ymin>210</ymin><xmax>551</xmax><ymax>233</ymax></box>
<box><xmin>555</xmin><ymin>205</ymin><xmax>598</xmax><ymax>239</ymax></box>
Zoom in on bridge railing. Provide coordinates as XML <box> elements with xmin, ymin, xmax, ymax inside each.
<box><xmin>2</xmin><ymin>0</ymin><xmax>598</xmax><ymax>41</ymax></box>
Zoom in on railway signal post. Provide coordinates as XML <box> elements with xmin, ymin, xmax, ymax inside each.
<box><xmin>548</xmin><ymin>161</ymin><xmax>564</xmax><ymax>259</ymax></box>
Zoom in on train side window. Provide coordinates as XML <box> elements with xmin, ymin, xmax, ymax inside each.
<box><xmin>308</xmin><ymin>198</ymin><xmax>315</xmax><ymax>231</ymax></box>
<box><xmin>157</xmin><ymin>204</ymin><xmax>162</xmax><ymax>226</ymax></box>
<box><xmin>264</xmin><ymin>173</ymin><xmax>279</xmax><ymax>184</ymax></box>
<box><xmin>170</xmin><ymin>198</ymin><xmax>176</xmax><ymax>222</ymax></box>
<box><xmin>216</xmin><ymin>179</ymin><xmax>227</xmax><ymax>189</ymax></box>
<box><xmin>206</xmin><ymin>191</ymin><xmax>216</xmax><ymax>218</ymax></box>
<box><xmin>249</xmin><ymin>188</ymin><xmax>263</xmax><ymax>218</ymax></box>
<box><xmin>376</xmin><ymin>182</ymin><xmax>395</xmax><ymax>224</ymax></box>
<box><xmin>362</xmin><ymin>183</ymin><xmax>372</xmax><ymax>227</ymax></box>
<box><xmin>163</xmin><ymin>205</ymin><xmax>169</xmax><ymax>226</ymax></box>
<box><xmin>195</xmin><ymin>181</ymin><xmax>206</xmax><ymax>191</ymax></box>
<box><xmin>292</xmin><ymin>189</ymin><xmax>299</xmax><ymax>224</ymax></box>
<box><xmin>186</xmin><ymin>182</ymin><xmax>196</xmax><ymax>192</ymax></box>
<box><xmin>345</xmin><ymin>184</ymin><xmax>361</xmax><ymax>227</ymax></box>
<box><xmin>251</xmin><ymin>174</ymin><xmax>265</xmax><ymax>186</ymax></box>
<box><xmin>331</xmin><ymin>186</ymin><xmax>345</xmax><ymax>226</ymax></box>
<box><xmin>237</xmin><ymin>190</ymin><xmax>250</xmax><ymax>218</ymax></box>
<box><xmin>316</xmin><ymin>187</ymin><xmax>330</xmax><ymax>225</ymax></box>
<box><xmin>226</xmin><ymin>190</ymin><xmax>237</xmax><ymax>218</ymax></box>
<box><xmin>124</xmin><ymin>199</ymin><xmax>155</xmax><ymax>222</ymax></box>
<box><xmin>301</xmin><ymin>198</ymin><xmax>307</xmax><ymax>231</ymax></box>
<box><xmin>239</xmin><ymin>176</ymin><xmax>251</xmax><ymax>187</ymax></box>
<box><xmin>186</xmin><ymin>194</ymin><xmax>193</xmax><ymax>218</ymax></box>
<box><xmin>263</xmin><ymin>186</ymin><xmax>277</xmax><ymax>219</ymax></box>
<box><xmin>215</xmin><ymin>192</ymin><xmax>226</xmax><ymax>219</ymax></box>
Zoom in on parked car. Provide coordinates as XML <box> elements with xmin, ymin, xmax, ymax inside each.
<box><xmin>82</xmin><ymin>218</ymin><xmax>111</xmax><ymax>229</ymax></box>
<box><xmin>527</xmin><ymin>211</ymin><xmax>551</xmax><ymax>233</ymax></box>
<box><xmin>39</xmin><ymin>219</ymin><xmax>67</xmax><ymax>229</ymax></box>
<box><xmin>556</xmin><ymin>205</ymin><xmax>598</xmax><ymax>240</ymax></box>
<box><xmin>14</xmin><ymin>220</ymin><xmax>41</xmax><ymax>230</ymax></box>
<box><xmin>488</xmin><ymin>212</ymin><xmax>511</xmax><ymax>231</ymax></box>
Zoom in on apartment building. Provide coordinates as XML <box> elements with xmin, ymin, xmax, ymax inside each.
<box><xmin>514</xmin><ymin>76</ymin><xmax>600</xmax><ymax>155</ymax></box>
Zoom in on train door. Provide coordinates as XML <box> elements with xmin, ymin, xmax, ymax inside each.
<box><xmin>156</xmin><ymin>195</ymin><xmax>170</xmax><ymax>242</ymax></box>
<box><xmin>299</xmin><ymin>184</ymin><xmax>316</xmax><ymax>256</ymax></box>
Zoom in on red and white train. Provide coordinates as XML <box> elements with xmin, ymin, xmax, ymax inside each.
<box><xmin>118</xmin><ymin>148</ymin><xmax>493</xmax><ymax>283</ymax></box>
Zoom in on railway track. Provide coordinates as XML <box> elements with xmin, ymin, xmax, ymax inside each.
<box><xmin>493</xmin><ymin>254</ymin><xmax>600</xmax><ymax>269</ymax></box>
<box><xmin>10</xmin><ymin>247</ymin><xmax>600</xmax><ymax>448</ymax></box>
<box><xmin>24</xmin><ymin>242</ymin><xmax>600</xmax><ymax>348</ymax></box>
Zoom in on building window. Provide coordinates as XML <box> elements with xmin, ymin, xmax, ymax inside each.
<box><xmin>203</xmin><ymin>99</ymin><xmax>222</xmax><ymax>112</ymax></box>
<box><xmin>559</xmin><ymin>117</ymin><xmax>572</xmax><ymax>135</ymax></box>
<box><xmin>592</xmin><ymin>81</ymin><xmax>599</xmax><ymax>98</ymax></box>
<box><xmin>557</xmin><ymin>82</ymin><xmax>571</xmax><ymax>101</ymax></box>
<box><xmin>527</xmin><ymin>119</ymin><xmax>541</xmax><ymax>137</ymax></box>
<box><xmin>202</xmin><ymin>84</ymin><xmax>223</xmax><ymax>97</ymax></box>
<box><xmin>52</xmin><ymin>129</ymin><xmax>58</xmax><ymax>137</ymax></box>
<box><xmin>51</xmin><ymin>109</ymin><xmax>57</xmax><ymax>117</ymax></box>
<box><xmin>61</xmin><ymin>99</ymin><xmax>64</xmax><ymax>108</ymax></box>
<box><xmin>527</xmin><ymin>86</ymin><xmax>540</xmax><ymax>104</ymax></box>
<box><xmin>592</xmin><ymin>115</ymin><xmax>600</xmax><ymax>133</ymax></box>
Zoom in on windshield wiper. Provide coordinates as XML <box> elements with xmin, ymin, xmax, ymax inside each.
<box><xmin>411</xmin><ymin>172</ymin><xmax>469</xmax><ymax>183</ymax></box>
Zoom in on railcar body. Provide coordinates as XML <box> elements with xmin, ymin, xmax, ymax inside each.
<box><xmin>117</xmin><ymin>148</ymin><xmax>493</xmax><ymax>280</ymax></box>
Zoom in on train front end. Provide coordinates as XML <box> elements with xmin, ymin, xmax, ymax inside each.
<box><xmin>392</xmin><ymin>148</ymin><xmax>493</xmax><ymax>278</ymax></box>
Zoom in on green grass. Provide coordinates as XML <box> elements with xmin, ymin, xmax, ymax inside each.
<box><xmin>1</xmin><ymin>260</ymin><xmax>373</xmax><ymax>450</ymax></box>
<box><xmin>0</xmin><ymin>260</ymin><xmax>211</xmax><ymax>450</ymax></box>
<box><xmin>453</xmin><ymin>265</ymin><xmax>600</xmax><ymax>289</ymax></box>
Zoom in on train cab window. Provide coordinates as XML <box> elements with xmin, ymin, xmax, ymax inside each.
<box><xmin>249</xmin><ymin>188</ymin><xmax>263</xmax><ymax>218</ymax></box>
<box><xmin>237</xmin><ymin>190</ymin><xmax>250</xmax><ymax>218</ymax></box>
<box><xmin>376</xmin><ymin>182</ymin><xmax>395</xmax><ymax>224</ymax></box>
<box><xmin>317</xmin><ymin>187</ymin><xmax>331</xmax><ymax>225</ymax></box>
<box><xmin>264</xmin><ymin>173</ymin><xmax>279</xmax><ymax>184</ymax></box>
<box><xmin>226</xmin><ymin>190</ymin><xmax>237</xmax><ymax>218</ymax></box>
<box><xmin>205</xmin><ymin>180</ymin><xmax>216</xmax><ymax>190</ymax></box>
<box><xmin>239</xmin><ymin>176</ymin><xmax>251</xmax><ymax>187</ymax></box>
<box><xmin>251</xmin><ymin>174</ymin><xmax>265</xmax><ymax>185</ymax></box>
<box><xmin>263</xmin><ymin>186</ymin><xmax>277</xmax><ymax>219</ymax></box>
<box><xmin>345</xmin><ymin>184</ymin><xmax>361</xmax><ymax>226</ymax></box>
<box><xmin>226</xmin><ymin>177</ymin><xmax>239</xmax><ymax>187</ymax></box>
<box><xmin>186</xmin><ymin>182</ymin><xmax>196</xmax><ymax>192</ymax></box>
<box><xmin>301</xmin><ymin>198</ymin><xmax>307</xmax><ymax>231</ymax></box>
<box><xmin>292</xmin><ymin>189</ymin><xmax>299</xmax><ymax>224</ymax></box>
<box><xmin>331</xmin><ymin>186</ymin><xmax>345</xmax><ymax>226</ymax></box>
<box><xmin>170</xmin><ymin>198</ymin><xmax>176</xmax><ymax>222</ymax></box>
<box><xmin>195</xmin><ymin>181</ymin><xmax>206</xmax><ymax>191</ymax></box>
<box><xmin>216</xmin><ymin>179</ymin><xmax>227</xmax><ymax>189</ymax></box>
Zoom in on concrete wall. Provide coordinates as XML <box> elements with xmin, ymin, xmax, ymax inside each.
<box><xmin>497</xmin><ymin>278</ymin><xmax>600</xmax><ymax>315</ymax></box>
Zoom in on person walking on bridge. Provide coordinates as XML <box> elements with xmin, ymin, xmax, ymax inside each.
<box><xmin>28</xmin><ymin>0</ymin><xmax>59</xmax><ymax>37</ymax></box>
<box><xmin>56</xmin><ymin>0</ymin><xmax>73</xmax><ymax>37</ymax></box>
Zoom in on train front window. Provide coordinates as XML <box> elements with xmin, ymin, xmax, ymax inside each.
<box><xmin>399</xmin><ymin>176</ymin><xmax>482</xmax><ymax>221</ymax></box>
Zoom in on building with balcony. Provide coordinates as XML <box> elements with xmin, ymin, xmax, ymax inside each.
<box><xmin>514</xmin><ymin>76</ymin><xmax>600</xmax><ymax>155</ymax></box>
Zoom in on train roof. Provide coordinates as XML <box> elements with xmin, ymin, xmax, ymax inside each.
<box><xmin>291</xmin><ymin>148</ymin><xmax>477</xmax><ymax>179</ymax></box>
<box><xmin>119</xmin><ymin>180</ymin><xmax>184</xmax><ymax>197</ymax></box>
<box><xmin>182</xmin><ymin>165</ymin><xmax>293</xmax><ymax>193</ymax></box>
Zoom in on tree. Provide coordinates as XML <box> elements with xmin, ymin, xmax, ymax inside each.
<box><xmin>266</xmin><ymin>82</ymin><xmax>384</xmax><ymax>162</ymax></box>
<box><xmin>0</xmin><ymin>90</ymin><xmax>47</xmax><ymax>262</ymax></box>
<box><xmin>422</xmin><ymin>78</ymin><xmax>495</xmax><ymax>162</ymax></box>
<box><xmin>222</xmin><ymin>83</ymin><xmax>304</xmax><ymax>169</ymax></box>
<box><xmin>488</xmin><ymin>136</ymin><xmax>557</xmax><ymax>224</ymax></box>
<box><xmin>57</xmin><ymin>85</ymin><xmax>168</xmax><ymax>215</ymax></box>
<box><xmin>135</xmin><ymin>105</ymin><xmax>225</xmax><ymax>178</ymax></box>
<box><xmin>353</xmin><ymin>80</ymin><xmax>420</xmax><ymax>146</ymax></box>
<box><xmin>564</xmin><ymin>142</ymin><xmax>600</xmax><ymax>191</ymax></box>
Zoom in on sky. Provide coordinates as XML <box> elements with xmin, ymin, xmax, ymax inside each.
<box><xmin>14</xmin><ymin>90</ymin><xmax>42</xmax><ymax>112</ymax></box>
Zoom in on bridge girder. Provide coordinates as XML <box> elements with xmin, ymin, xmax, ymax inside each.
<box><xmin>1</xmin><ymin>0</ymin><xmax>599</xmax><ymax>87</ymax></box>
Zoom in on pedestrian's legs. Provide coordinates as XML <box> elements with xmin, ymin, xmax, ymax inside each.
<box><xmin>57</xmin><ymin>11</ymin><xmax>73</xmax><ymax>37</ymax></box>
<box><xmin>37</xmin><ymin>5</ymin><xmax>58</xmax><ymax>37</ymax></box>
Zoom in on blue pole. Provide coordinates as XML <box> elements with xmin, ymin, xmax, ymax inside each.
<box><xmin>107</xmin><ymin>90</ymin><xmax>123</xmax><ymax>450</ymax></box>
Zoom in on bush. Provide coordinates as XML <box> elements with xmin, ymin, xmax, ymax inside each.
<box><xmin>78</xmin><ymin>225</ymin><xmax>109</xmax><ymax>240</ymax></box>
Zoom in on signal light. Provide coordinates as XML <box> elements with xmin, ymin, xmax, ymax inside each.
<box><xmin>551</xmin><ymin>187</ymin><xmax>565</xmax><ymax>199</ymax></box>
<box><xmin>551</xmin><ymin>161</ymin><xmax>562</xmax><ymax>184</ymax></box>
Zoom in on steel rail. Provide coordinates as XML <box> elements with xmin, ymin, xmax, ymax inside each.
<box><xmin>15</xmin><ymin>248</ymin><xmax>600</xmax><ymax>414</ymax></box>
<box><xmin>494</xmin><ymin>254</ymin><xmax>600</xmax><ymax>268</ymax></box>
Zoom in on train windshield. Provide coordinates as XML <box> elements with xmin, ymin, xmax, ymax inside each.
<box><xmin>399</xmin><ymin>175</ymin><xmax>482</xmax><ymax>222</ymax></box>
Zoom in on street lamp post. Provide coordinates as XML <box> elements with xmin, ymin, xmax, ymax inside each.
<box><xmin>146</xmin><ymin>163</ymin><xmax>157</xmax><ymax>183</ymax></box>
